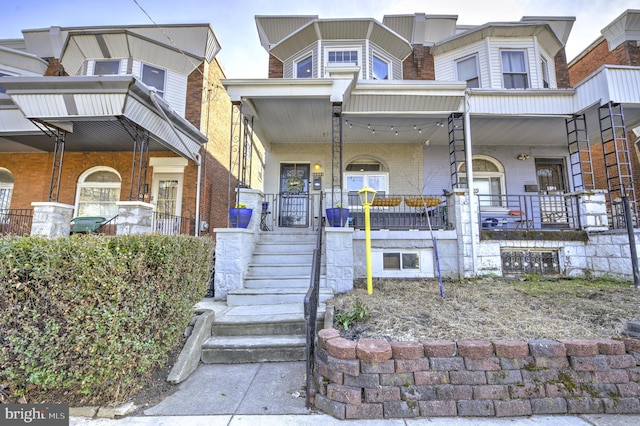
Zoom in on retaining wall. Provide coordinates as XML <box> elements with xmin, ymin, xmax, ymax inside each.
<box><xmin>313</xmin><ymin>328</ymin><xmax>640</xmax><ymax>419</ymax></box>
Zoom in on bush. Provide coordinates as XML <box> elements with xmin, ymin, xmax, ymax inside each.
<box><xmin>0</xmin><ymin>234</ymin><xmax>214</xmax><ymax>405</ymax></box>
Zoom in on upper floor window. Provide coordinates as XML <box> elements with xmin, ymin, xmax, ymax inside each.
<box><xmin>141</xmin><ymin>63</ymin><xmax>166</xmax><ymax>97</ymax></box>
<box><xmin>373</xmin><ymin>55</ymin><xmax>389</xmax><ymax>80</ymax></box>
<box><xmin>76</xmin><ymin>167</ymin><xmax>121</xmax><ymax>218</ymax></box>
<box><xmin>296</xmin><ymin>55</ymin><xmax>313</xmax><ymax>78</ymax></box>
<box><xmin>456</xmin><ymin>55</ymin><xmax>480</xmax><ymax>88</ymax></box>
<box><xmin>93</xmin><ymin>60</ymin><xmax>120</xmax><ymax>76</ymax></box>
<box><xmin>0</xmin><ymin>168</ymin><xmax>14</xmax><ymax>210</ymax></box>
<box><xmin>328</xmin><ymin>50</ymin><xmax>358</xmax><ymax>66</ymax></box>
<box><xmin>540</xmin><ymin>57</ymin><xmax>549</xmax><ymax>88</ymax></box>
<box><xmin>501</xmin><ymin>50</ymin><xmax>529</xmax><ymax>89</ymax></box>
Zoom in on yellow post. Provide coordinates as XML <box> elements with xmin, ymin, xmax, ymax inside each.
<box><xmin>358</xmin><ymin>185</ymin><xmax>377</xmax><ymax>295</ymax></box>
<box><xmin>364</xmin><ymin>202</ymin><xmax>373</xmax><ymax>294</ymax></box>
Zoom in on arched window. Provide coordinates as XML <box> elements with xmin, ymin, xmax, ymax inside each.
<box><xmin>345</xmin><ymin>159</ymin><xmax>389</xmax><ymax>206</ymax></box>
<box><xmin>0</xmin><ymin>168</ymin><xmax>14</xmax><ymax>210</ymax></box>
<box><xmin>459</xmin><ymin>156</ymin><xmax>505</xmax><ymax>207</ymax></box>
<box><xmin>75</xmin><ymin>167</ymin><xmax>121</xmax><ymax>218</ymax></box>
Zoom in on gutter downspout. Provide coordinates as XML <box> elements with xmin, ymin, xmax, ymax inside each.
<box><xmin>463</xmin><ymin>89</ymin><xmax>478</xmax><ymax>276</ymax></box>
<box><xmin>149</xmin><ymin>91</ymin><xmax>202</xmax><ymax>236</ymax></box>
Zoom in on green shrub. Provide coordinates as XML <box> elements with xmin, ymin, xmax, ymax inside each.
<box><xmin>334</xmin><ymin>300</ymin><xmax>370</xmax><ymax>330</ymax></box>
<box><xmin>0</xmin><ymin>234</ymin><xmax>214</xmax><ymax>406</ymax></box>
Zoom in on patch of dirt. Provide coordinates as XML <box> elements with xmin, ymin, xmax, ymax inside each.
<box><xmin>326</xmin><ymin>278</ymin><xmax>639</xmax><ymax>341</ymax></box>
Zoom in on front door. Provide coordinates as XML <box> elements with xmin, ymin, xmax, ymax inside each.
<box><xmin>535</xmin><ymin>159</ymin><xmax>568</xmax><ymax>226</ymax></box>
<box><xmin>151</xmin><ymin>173</ymin><xmax>183</xmax><ymax>234</ymax></box>
<box><xmin>279</xmin><ymin>163</ymin><xmax>309</xmax><ymax>227</ymax></box>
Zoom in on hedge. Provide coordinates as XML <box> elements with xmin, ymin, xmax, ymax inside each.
<box><xmin>0</xmin><ymin>234</ymin><xmax>214</xmax><ymax>405</ymax></box>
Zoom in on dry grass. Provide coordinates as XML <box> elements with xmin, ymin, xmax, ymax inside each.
<box><xmin>326</xmin><ymin>277</ymin><xmax>639</xmax><ymax>342</ymax></box>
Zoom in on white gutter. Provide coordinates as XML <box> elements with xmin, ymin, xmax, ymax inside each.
<box><xmin>149</xmin><ymin>91</ymin><xmax>202</xmax><ymax>236</ymax></box>
<box><xmin>464</xmin><ymin>89</ymin><xmax>478</xmax><ymax>277</ymax></box>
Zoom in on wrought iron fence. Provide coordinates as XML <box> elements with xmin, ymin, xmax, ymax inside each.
<box><xmin>608</xmin><ymin>196</ymin><xmax>639</xmax><ymax>230</ymax></box>
<box><xmin>153</xmin><ymin>212</ymin><xmax>195</xmax><ymax>236</ymax></box>
<box><xmin>304</xmin><ymin>192</ymin><xmax>323</xmax><ymax>409</ymax></box>
<box><xmin>477</xmin><ymin>193</ymin><xmax>580</xmax><ymax>231</ymax></box>
<box><xmin>261</xmin><ymin>193</ymin><xmax>324</xmax><ymax>230</ymax></box>
<box><xmin>348</xmin><ymin>194</ymin><xmax>449</xmax><ymax>231</ymax></box>
<box><xmin>0</xmin><ymin>209</ymin><xmax>33</xmax><ymax>237</ymax></box>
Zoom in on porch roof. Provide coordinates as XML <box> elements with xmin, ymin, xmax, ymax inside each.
<box><xmin>0</xmin><ymin>75</ymin><xmax>206</xmax><ymax>160</ymax></box>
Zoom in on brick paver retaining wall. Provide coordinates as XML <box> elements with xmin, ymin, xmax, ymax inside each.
<box><xmin>313</xmin><ymin>328</ymin><xmax>640</xmax><ymax>419</ymax></box>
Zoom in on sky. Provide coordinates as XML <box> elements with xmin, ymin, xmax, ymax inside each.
<box><xmin>1</xmin><ymin>0</ymin><xmax>638</xmax><ymax>79</ymax></box>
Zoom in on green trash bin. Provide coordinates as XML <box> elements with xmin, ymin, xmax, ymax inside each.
<box><xmin>70</xmin><ymin>216</ymin><xmax>106</xmax><ymax>234</ymax></box>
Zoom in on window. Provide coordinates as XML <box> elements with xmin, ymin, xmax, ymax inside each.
<box><xmin>0</xmin><ymin>168</ymin><xmax>14</xmax><ymax>210</ymax></box>
<box><xmin>345</xmin><ymin>161</ymin><xmax>388</xmax><ymax>206</ymax></box>
<box><xmin>141</xmin><ymin>64</ymin><xmax>166</xmax><ymax>97</ymax></box>
<box><xmin>295</xmin><ymin>55</ymin><xmax>313</xmax><ymax>78</ymax></box>
<box><xmin>459</xmin><ymin>157</ymin><xmax>505</xmax><ymax>208</ymax></box>
<box><xmin>540</xmin><ymin>57</ymin><xmax>549</xmax><ymax>88</ymax></box>
<box><xmin>456</xmin><ymin>55</ymin><xmax>479</xmax><ymax>88</ymax></box>
<box><xmin>0</xmin><ymin>72</ymin><xmax>9</xmax><ymax>94</ymax></box>
<box><xmin>373</xmin><ymin>55</ymin><xmax>389</xmax><ymax>80</ymax></box>
<box><xmin>93</xmin><ymin>60</ymin><xmax>120</xmax><ymax>76</ymax></box>
<box><xmin>501</xmin><ymin>51</ymin><xmax>528</xmax><ymax>89</ymax></box>
<box><xmin>383</xmin><ymin>252</ymin><xmax>420</xmax><ymax>271</ymax></box>
<box><xmin>328</xmin><ymin>50</ymin><xmax>358</xmax><ymax>66</ymax></box>
<box><xmin>76</xmin><ymin>168</ymin><xmax>121</xmax><ymax>218</ymax></box>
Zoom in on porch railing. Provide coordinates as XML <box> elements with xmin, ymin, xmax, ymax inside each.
<box><xmin>153</xmin><ymin>212</ymin><xmax>195</xmax><ymax>236</ymax></box>
<box><xmin>304</xmin><ymin>192</ymin><xmax>323</xmax><ymax>409</ymax></box>
<box><xmin>0</xmin><ymin>209</ymin><xmax>33</xmax><ymax>237</ymax></box>
<box><xmin>348</xmin><ymin>194</ymin><xmax>449</xmax><ymax>231</ymax></box>
<box><xmin>97</xmin><ymin>215</ymin><xmax>118</xmax><ymax>236</ymax></box>
<box><xmin>262</xmin><ymin>193</ymin><xmax>324</xmax><ymax>230</ymax></box>
<box><xmin>477</xmin><ymin>193</ymin><xmax>580</xmax><ymax>231</ymax></box>
<box><xmin>609</xmin><ymin>198</ymin><xmax>639</xmax><ymax>230</ymax></box>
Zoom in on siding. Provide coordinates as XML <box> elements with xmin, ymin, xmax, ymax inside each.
<box><xmin>487</xmin><ymin>38</ymin><xmax>537</xmax><ymax>89</ymax></box>
<box><xmin>283</xmin><ymin>43</ymin><xmax>318</xmax><ymax>78</ymax></box>
<box><xmin>132</xmin><ymin>60</ymin><xmax>187</xmax><ymax>116</ymax></box>
<box><xmin>434</xmin><ymin>39</ymin><xmax>485</xmax><ymax>85</ymax></box>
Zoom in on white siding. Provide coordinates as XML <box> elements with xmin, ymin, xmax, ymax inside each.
<box><xmin>539</xmin><ymin>47</ymin><xmax>557</xmax><ymax>89</ymax></box>
<box><xmin>283</xmin><ymin>43</ymin><xmax>317</xmax><ymax>78</ymax></box>
<box><xmin>434</xmin><ymin>39</ymin><xmax>485</xmax><ymax>85</ymax></box>
<box><xmin>321</xmin><ymin>41</ymin><xmax>365</xmax><ymax>78</ymax></box>
<box><xmin>131</xmin><ymin>60</ymin><xmax>187</xmax><ymax>117</ymax></box>
<box><xmin>369</xmin><ymin>42</ymin><xmax>401</xmax><ymax>80</ymax></box>
<box><xmin>487</xmin><ymin>38</ymin><xmax>537</xmax><ymax>89</ymax></box>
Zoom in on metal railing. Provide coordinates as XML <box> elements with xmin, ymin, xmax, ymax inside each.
<box><xmin>153</xmin><ymin>212</ymin><xmax>195</xmax><ymax>236</ymax></box>
<box><xmin>304</xmin><ymin>192</ymin><xmax>324</xmax><ymax>409</ymax></box>
<box><xmin>348</xmin><ymin>194</ymin><xmax>449</xmax><ymax>231</ymax></box>
<box><xmin>0</xmin><ymin>209</ymin><xmax>33</xmax><ymax>237</ymax></box>
<box><xmin>96</xmin><ymin>215</ymin><xmax>119</xmax><ymax>236</ymax></box>
<box><xmin>609</xmin><ymin>197</ymin><xmax>639</xmax><ymax>230</ymax></box>
<box><xmin>477</xmin><ymin>193</ymin><xmax>580</xmax><ymax>231</ymax></box>
<box><xmin>261</xmin><ymin>193</ymin><xmax>324</xmax><ymax>230</ymax></box>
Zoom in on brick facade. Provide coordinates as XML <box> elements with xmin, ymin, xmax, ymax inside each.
<box><xmin>402</xmin><ymin>45</ymin><xmax>435</xmax><ymax>80</ymax></box>
<box><xmin>269</xmin><ymin>54</ymin><xmax>284</xmax><ymax>78</ymax></box>
<box><xmin>314</xmin><ymin>329</ymin><xmax>640</xmax><ymax>419</ymax></box>
<box><xmin>553</xmin><ymin>48</ymin><xmax>570</xmax><ymax>89</ymax></box>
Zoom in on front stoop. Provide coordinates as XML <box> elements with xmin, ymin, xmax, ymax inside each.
<box><xmin>203</xmin><ymin>229</ymin><xmax>330</xmax><ymax>364</ymax></box>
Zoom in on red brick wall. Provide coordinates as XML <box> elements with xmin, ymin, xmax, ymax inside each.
<box><xmin>269</xmin><ymin>54</ymin><xmax>284</xmax><ymax>78</ymax></box>
<box><xmin>568</xmin><ymin>40</ymin><xmax>638</xmax><ymax>86</ymax></box>
<box><xmin>553</xmin><ymin>48</ymin><xmax>570</xmax><ymax>89</ymax></box>
<box><xmin>402</xmin><ymin>45</ymin><xmax>435</xmax><ymax>80</ymax></box>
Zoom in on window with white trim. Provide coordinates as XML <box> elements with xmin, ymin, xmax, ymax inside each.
<box><xmin>295</xmin><ymin>54</ymin><xmax>313</xmax><ymax>78</ymax></box>
<box><xmin>93</xmin><ymin>60</ymin><xmax>120</xmax><ymax>76</ymax></box>
<box><xmin>0</xmin><ymin>168</ymin><xmax>14</xmax><ymax>210</ymax></box>
<box><xmin>373</xmin><ymin>55</ymin><xmax>389</xmax><ymax>80</ymax></box>
<box><xmin>345</xmin><ymin>160</ymin><xmax>388</xmax><ymax>207</ymax></box>
<box><xmin>328</xmin><ymin>50</ymin><xmax>358</xmax><ymax>66</ymax></box>
<box><xmin>456</xmin><ymin>55</ymin><xmax>480</xmax><ymax>88</ymax></box>
<box><xmin>458</xmin><ymin>157</ymin><xmax>506</xmax><ymax>208</ymax></box>
<box><xmin>76</xmin><ymin>167</ymin><xmax>121</xmax><ymax>218</ymax></box>
<box><xmin>501</xmin><ymin>50</ymin><xmax>529</xmax><ymax>89</ymax></box>
<box><xmin>141</xmin><ymin>63</ymin><xmax>166</xmax><ymax>97</ymax></box>
<box><xmin>383</xmin><ymin>252</ymin><xmax>420</xmax><ymax>270</ymax></box>
<box><xmin>540</xmin><ymin>57</ymin><xmax>549</xmax><ymax>88</ymax></box>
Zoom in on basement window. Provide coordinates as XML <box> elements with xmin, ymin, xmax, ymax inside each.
<box><xmin>383</xmin><ymin>252</ymin><xmax>420</xmax><ymax>270</ymax></box>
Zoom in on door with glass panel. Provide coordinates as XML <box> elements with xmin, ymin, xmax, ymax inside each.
<box><xmin>279</xmin><ymin>164</ymin><xmax>309</xmax><ymax>227</ymax></box>
<box><xmin>535</xmin><ymin>159</ymin><xmax>568</xmax><ymax>227</ymax></box>
<box><xmin>152</xmin><ymin>174</ymin><xmax>183</xmax><ymax>234</ymax></box>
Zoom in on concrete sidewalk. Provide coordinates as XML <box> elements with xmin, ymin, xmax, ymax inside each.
<box><xmin>70</xmin><ymin>361</ymin><xmax>640</xmax><ymax>425</ymax></box>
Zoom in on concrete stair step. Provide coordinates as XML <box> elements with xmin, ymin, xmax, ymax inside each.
<box><xmin>246</xmin><ymin>264</ymin><xmax>323</xmax><ymax>276</ymax></box>
<box><xmin>211</xmin><ymin>317</ymin><xmax>323</xmax><ymax>336</ymax></box>
<box><xmin>254</xmin><ymin>242</ymin><xmax>316</xmax><ymax>254</ymax></box>
<box><xmin>251</xmin><ymin>253</ymin><xmax>313</xmax><ymax>265</ymax></box>
<box><xmin>258</xmin><ymin>233</ymin><xmax>316</xmax><ymax>244</ymax></box>
<box><xmin>244</xmin><ymin>276</ymin><xmax>327</xmax><ymax>288</ymax></box>
<box><xmin>201</xmin><ymin>335</ymin><xmax>307</xmax><ymax>363</ymax></box>
<box><xmin>226</xmin><ymin>287</ymin><xmax>333</xmax><ymax>306</ymax></box>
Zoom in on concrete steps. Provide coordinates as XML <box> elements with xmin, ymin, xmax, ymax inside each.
<box><xmin>202</xmin><ymin>230</ymin><xmax>330</xmax><ymax>364</ymax></box>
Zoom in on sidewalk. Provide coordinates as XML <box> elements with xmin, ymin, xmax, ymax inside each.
<box><xmin>69</xmin><ymin>361</ymin><xmax>640</xmax><ymax>425</ymax></box>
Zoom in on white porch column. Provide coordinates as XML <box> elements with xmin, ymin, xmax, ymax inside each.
<box><xmin>573</xmin><ymin>190</ymin><xmax>609</xmax><ymax>232</ymax></box>
<box><xmin>116</xmin><ymin>201</ymin><xmax>154</xmax><ymax>235</ymax></box>
<box><xmin>447</xmin><ymin>189</ymin><xmax>478</xmax><ymax>278</ymax></box>
<box><xmin>325</xmin><ymin>227</ymin><xmax>354</xmax><ymax>293</ymax></box>
<box><xmin>213</xmin><ymin>228</ymin><xmax>256</xmax><ymax>299</ymax></box>
<box><xmin>30</xmin><ymin>202</ymin><xmax>74</xmax><ymax>237</ymax></box>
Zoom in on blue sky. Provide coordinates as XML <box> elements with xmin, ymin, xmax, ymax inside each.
<box><xmin>1</xmin><ymin>0</ymin><xmax>638</xmax><ymax>78</ymax></box>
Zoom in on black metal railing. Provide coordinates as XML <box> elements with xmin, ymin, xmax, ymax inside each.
<box><xmin>153</xmin><ymin>212</ymin><xmax>195</xmax><ymax>236</ymax></box>
<box><xmin>261</xmin><ymin>193</ymin><xmax>324</xmax><ymax>230</ymax></box>
<box><xmin>348</xmin><ymin>194</ymin><xmax>449</xmax><ymax>231</ymax></box>
<box><xmin>96</xmin><ymin>215</ymin><xmax>119</xmax><ymax>236</ymax></box>
<box><xmin>609</xmin><ymin>197</ymin><xmax>639</xmax><ymax>230</ymax></box>
<box><xmin>304</xmin><ymin>192</ymin><xmax>324</xmax><ymax>409</ymax></box>
<box><xmin>477</xmin><ymin>193</ymin><xmax>580</xmax><ymax>231</ymax></box>
<box><xmin>0</xmin><ymin>209</ymin><xmax>33</xmax><ymax>237</ymax></box>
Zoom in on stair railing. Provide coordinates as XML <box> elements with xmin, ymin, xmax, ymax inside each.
<box><xmin>304</xmin><ymin>191</ymin><xmax>324</xmax><ymax>408</ymax></box>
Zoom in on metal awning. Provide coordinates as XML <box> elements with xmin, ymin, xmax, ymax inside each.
<box><xmin>0</xmin><ymin>75</ymin><xmax>206</xmax><ymax>159</ymax></box>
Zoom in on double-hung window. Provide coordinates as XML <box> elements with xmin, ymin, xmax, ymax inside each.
<box><xmin>141</xmin><ymin>63</ymin><xmax>166</xmax><ymax>97</ymax></box>
<box><xmin>456</xmin><ymin>55</ymin><xmax>480</xmax><ymax>88</ymax></box>
<box><xmin>540</xmin><ymin>57</ymin><xmax>550</xmax><ymax>88</ymax></box>
<box><xmin>501</xmin><ymin>50</ymin><xmax>529</xmax><ymax>89</ymax></box>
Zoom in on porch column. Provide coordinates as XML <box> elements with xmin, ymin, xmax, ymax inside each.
<box><xmin>212</xmin><ymin>227</ymin><xmax>257</xmax><ymax>300</ymax></box>
<box><xmin>574</xmin><ymin>190</ymin><xmax>609</xmax><ymax>232</ymax></box>
<box><xmin>30</xmin><ymin>202</ymin><xmax>74</xmax><ymax>237</ymax></box>
<box><xmin>325</xmin><ymin>227</ymin><xmax>354</xmax><ymax>293</ymax></box>
<box><xmin>115</xmin><ymin>201</ymin><xmax>154</xmax><ymax>235</ymax></box>
<box><xmin>447</xmin><ymin>189</ymin><xmax>478</xmax><ymax>278</ymax></box>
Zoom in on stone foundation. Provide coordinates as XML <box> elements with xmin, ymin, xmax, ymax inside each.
<box><xmin>313</xmin><ymin>329</ymin><xmax>640</xmax><ymax>419</ymax></box>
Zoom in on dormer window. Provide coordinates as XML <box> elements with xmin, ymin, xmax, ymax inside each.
<box><xmin>295</xmin><ymin>55</ymin><xmax>313</xmax><ymax>78</ymax></box>
<box><xmin>327</xmin><ymin>49</ymin><xmax>358</xmax><ymax>66</ymax></box>
<box><xmin>373</xmin><ymin>55</ymin><xmax>389</xmax><ymax>80</ymax></box>
<box><xmin>501</xmin><ymin>50</ymin><xmax>529</xmax><ymax>89</ymax></box>
<box><xmin>141</xmin><ymin>63</ymin><xmax>166</xmax><ymax>97</ymax></box>
<box><xmin>541</xmin><ymin>57</ymin><xmax>549</xmax><ymax>88</ymax></box>
<box><xmin>456</xmin><ymin>55</ymin><xmax>480</xmax><ymax>88</ymax></box>
<box><xmin>93</xmin><ymin>60</ymin><xmax>120</xmax><ymax>76</ymax></box>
